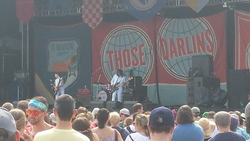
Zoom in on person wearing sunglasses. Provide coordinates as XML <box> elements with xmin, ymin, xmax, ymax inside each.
<box><xmin>34</xmin><ymin>94</ymin><xmax>90</xmax><ymax>141</ymax></box>
<box><xmin>26</xmin><ymin>96</ymin><xmax>53</xmax><ymax>138</ymax></box>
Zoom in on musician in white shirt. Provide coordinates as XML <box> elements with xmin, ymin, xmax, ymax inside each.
<box><xmin>54</xmin><ymin>73</ymin><xmax>65</xmax><ymax>99</ymax></box>
<box><xmin>111</xmin><ymin>69</ymin><xmax>125</xmax><ymax>103</ymax></box>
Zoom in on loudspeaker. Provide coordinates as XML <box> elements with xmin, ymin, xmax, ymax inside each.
<box><xmin>123</xmin><ymin>92</ymin><xmax>133</xmax><ymax>101</ymax></box>
<box><xmin>192</xmin><ymin>55</ymin><xmax>213</xmax><ymax>77</ymax></box>
<box><xmin>129</xmin><ymin>76</ymin><xmax>142</xmax><ymax>89</ymax></box>
<box><xmin>228</xmin><ymin>69</ymin><xmax>250</xmax><ymax>108</ymax></box>
<box><xmin>89</xmin><ymin>101</ymin><xmax>105</xmax><ymax>111</ymax></box>
<box><xmin>77</xmin><ymin>94</ymin><xmax>91</xmax><ymax>107</ymax></box>
<box><xmin>123</xmin><ymin>101</ymin><xmax>137</xmax><ymax>112</ymax></box>
<box><xmin>186</xmin><ymin>77</ymin><xmax>220</xmax><ymax>107</ymax></box>
<box><xmin>106</xmin><ymin>101</ymin><xmax>117</xmax><ymax>111</ymax></box>
<box><xmin>133</xmin><ymin>86</ymin><xmax>147</xmax><ymax>103</ymax></box>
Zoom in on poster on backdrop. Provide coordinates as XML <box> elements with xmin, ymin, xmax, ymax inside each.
<box><xmin>34</xmin><ymin>23</ymin><xmax>91</xmax><ymax>104</ymax></box>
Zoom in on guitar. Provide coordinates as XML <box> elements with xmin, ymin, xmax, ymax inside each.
<box><xmin>53</xmin><ymin>77</ymin><xmax>63</xmax><ymax>95</ymax></box>
<box><xmin>110</xmin><ymin>77</ymin><xmax>133</xmax><ymax>93</ymax></box>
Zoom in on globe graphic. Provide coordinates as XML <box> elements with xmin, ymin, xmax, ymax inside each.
<box><xmin>101</xmin><ymin>25</ymin><xmax>153</xmax><ymax>83</ymax></box>
<box><xmin>157</xmin><ymin>18</ymin><xmax>216</xmax><ymax>81</ymax></box>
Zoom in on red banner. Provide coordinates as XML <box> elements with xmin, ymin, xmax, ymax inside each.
<box><xmin>92</xmin><ymin>12</ymin><xmax>227</xmax><ymax>86</ymax></box>
<box><xmin>16</xmin><ymin>0</ymin><xmax>34</xmax><ymax>23</ymax></box>
<box><xmin>235</xmin><ymin>11</ymin><xmax>250</xmax><ymax>70</ymax></box>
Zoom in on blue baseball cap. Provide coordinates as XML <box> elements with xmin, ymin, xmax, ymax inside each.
<box><xmin>149</xmin><ymin>107</ymin><xmax>174</xmax><ymax>126</ymax></box>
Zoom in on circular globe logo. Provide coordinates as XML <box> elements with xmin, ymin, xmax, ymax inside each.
<box><xmin>101</xmin><ymin>25</ymin><xmax>154</xmax><ymax>83</ymax></box>
<box><xmin>129</xmin><ymin>0</ymin><xmax>157</xmax><ymax>10</ymax></box>
<box><xmin>157</xmin><ymin>18</ymin><xmax>217</xmax><ymax>81</ymax></box>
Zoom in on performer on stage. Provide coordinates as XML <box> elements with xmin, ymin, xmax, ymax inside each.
<box><xmin>53</xmin><ymin>73</ymin><xmax>65</xmax><ymax>99</ymax></box>
<box><xmin>111</xmin><ymin>69</ymin><xmax>125</xmax><ymax>103</ymax></box>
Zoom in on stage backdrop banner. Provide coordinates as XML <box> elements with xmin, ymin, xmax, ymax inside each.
<box><xmin>235</xmin><ymin>11</ymin><xmax>250</xmax><ymax>70</ymax></box>
<box><xmin>91</xmin><ymin>12</ymin><xmax>226</xmax><ymax>105</ymax></box>
<box><xmin>34</xmin><ymin>23</ymin><xmax>91</xmax><ymax>104</ymax></box>
<box><xmin>156</xmin><ymin>11</ymin><xmax>227</xmax><ymax>84</ymax></box>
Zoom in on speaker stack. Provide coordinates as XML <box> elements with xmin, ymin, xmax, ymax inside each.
<box><xmin>187</xmin><ymin>55</ymin><xmax>221</xmax><ymax>107</ymax></box>
<box><xmin>77</xmin><ymin>89</ymin><xmax>91</xmax><ymax>107</ymax></box>
<box><xmin>227</xmin><ymin>69</ymin><xmax>250</xmax><ymax>109</ymax></box>
<box><xmin>128</xmin><ymin>76</ymin><xmax>147</xmax><ymax>103</ymax></box>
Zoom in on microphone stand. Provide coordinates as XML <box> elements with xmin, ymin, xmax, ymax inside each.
<box><xmin>96</xmin><ymin>73</ymin><xmax>102</xmax><ymax>101</ymax></box>
<box><xmin>91</xmin><ymin>67</ymin><xmax>101</xmax><ymax>100</ymax></box>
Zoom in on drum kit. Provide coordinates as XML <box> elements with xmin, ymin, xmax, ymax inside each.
<box><xmin>96</xmin><ymin>84</ymin><xmax>112</xmax><ymax>101</ymax></box>
<box><xmin>95</xmin><ymin>83</ymin><xmax>132</xmax><ymax>102</ymax></box>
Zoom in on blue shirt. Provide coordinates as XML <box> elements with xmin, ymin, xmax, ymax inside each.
<box><xmin>172</xmin><ymin>123</ymin><xmax>204</xmax><ymax>141</ymax></box>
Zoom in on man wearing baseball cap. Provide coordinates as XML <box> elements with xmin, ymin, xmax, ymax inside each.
<box><xmin>119</xmin><ymin>108</ymin><xmax>130</xmax><ymax>127</ymax></box>
<box><xmin>0</xmin><ymin>107</ymin><xmax>20</xmax><ymax>141</ymax></box>
<box><xmin>147</xmin><ymin>107</ymin><xmax>175</xmax><ymax>141</ymax></box>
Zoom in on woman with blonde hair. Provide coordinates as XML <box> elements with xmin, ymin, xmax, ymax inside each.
<box><xmin>72</xmin><ymin>117</ymin><xmax>99</xmax><ymax>141</ymax></box>
<box><xmin>10</xmin><ymin>108</ymin><xmax>33</xmax><ymax>141</ymax></box>
<box><xmin>92</xmin><ymin>108</ymin><xmax>123</xmax><ymax>141</ymax></box>
<box><xmin>125</xmin><ymin>114</ymin><xmax>150</xmax><ymax>141</ymax></box>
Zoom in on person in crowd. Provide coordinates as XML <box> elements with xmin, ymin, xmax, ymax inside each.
<box><xmin>92</xmin><ymin>108</ymin><xmax>123</xmax><ymax>141</ymax></box>
<box><xmin>244</xmin><ymin>102</ymin><xmax>250</xmax><ymax>141</ymax></box>
<box><xmin>195</xmin><ymin>118</ymin><xmax>215</xmax><ymax>141</ymax></box>
<box><xmin>208</xmin><ymin>111</ymin><xmax>245</xmax><ymax>141</ymax></box>
<box><xmin>191</xmin><ymin>106</ymin><xmax>201</xmax><ymax>121</ymax></box>
<box><xmin>234</xmin><ymin>110</ymin><xmax>245</xmax><ymax>128</ymax></box>
<box><xmin>0</xmin><ymin>107</ymin><xmax>21</xmax><ymax>141</ymax></box>
<box><xmin>2</xmin><ymin>102</ymin><xmax>14</xmax><ymax>111</ymax></box>
<box><xmin>34</xmin><ymin>94</ymin><xmax>90</xmax><ymax>141</ymax></box>
<box><xmin>49</xmin><ymin>113</ymin><xmax>57</xmax><ymax>126</ymax></box>
<box><xmin>206</xmin><ymin>111</ymin><xmax>218</xmax><ymax>138</ymax></box>
<box><xmin>17</xmin><ymin>100</ymin><xmax>29</xmax><ymax>113</ymax></box>
<box><xmin>132</xmin><ymin>103</ymin><xmax>144</xmax><ymax>115</ymax></box>
<box><xmin>123</xmin><ymin>117</ymin><xmax>134</xmax><ymax>132</ymax></box>
<box><xmin>109</xmin><ymin>111</ymin><xmax>130</xmax><ymax>140</ymax></box>
<box><xmin>230</xmin><ymin>115</ymin><xmax>238</xmax><ymax>132</ymax></box>
<box><xmin>10</xmin><ymin>108</ymin><xmax>33</xmax><ymax>141</ymax></box>
<box><xmin>72</xmin><ymin>117</ymin><xmax>99</xmax><ymax>141</ymax></box>
<box><xmin>26</xmin><ymin>96</ymin><xmax>53</xmax><ymax>137</ymax></box>
<box><xmin>91</xmin><ymin>108</ymin><xmax>99</xmax><ymax>128</ymax></box>
<box><xmin>203</xmin><ymin>112</ymin><xmax>209</xmax><ymax>118</ymax></box>
<box><xmin>119</xmin><ymin>108</ymin><xmax>130</xmax><ymax>127</ymax></box>
<box><xmin>125</xmin><ymin>114</ymin><xmax>150</xmax><ymax>141</ymax></box>
<box><xmin>77</xmin><ymin>106</ymin><xmax>88</xmax><ymax>115</ymax></box>
<box><xmin>147</xmin><ymin>107</ymin><xmax>175</xmax><ymax>141</ymax></box>
<box><xmin>231</xmin><ymin>113</ymin><xmax>250</xmax><ymax>139</ymax></box>
<box><xmin>172</xmin><ymin>105</ymin><xmax>204</xmax><ymax>141</ymax></box>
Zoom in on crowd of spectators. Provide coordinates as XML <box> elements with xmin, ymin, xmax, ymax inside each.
<box><xmin>1</xmin><ymin>94</ymin><xmax>250</xmax><ymax>141</ymax></box>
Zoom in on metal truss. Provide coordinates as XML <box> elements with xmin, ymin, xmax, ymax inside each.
<box><xmin>34</xmin><ymin>0</ymin><xmax>250</xmax><ymax>17</ymax></box>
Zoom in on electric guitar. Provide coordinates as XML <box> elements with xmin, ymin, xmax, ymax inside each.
<box><xmin>110</xmin><ymin>77</ymin><xmax>133</xmax><ymax>93</ymax></box>
<box><xmin>53</xmin><ymin>77</ymin><xmax>63</xmax><ymax>95</ymax></box>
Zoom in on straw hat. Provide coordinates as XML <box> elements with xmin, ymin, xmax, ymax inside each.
<box><xmin>195</xmin><ymin>118</ymin><xmax>215</xmax><ymax>138</ymax></box>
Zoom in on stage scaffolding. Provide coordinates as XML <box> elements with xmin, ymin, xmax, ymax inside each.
<box><xmin>34</xmin><ymin>0</ymin><xmax>250</xmax><ymax>17</ymax></box>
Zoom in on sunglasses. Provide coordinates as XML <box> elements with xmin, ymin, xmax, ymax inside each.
<box><xmin>26</xmin><ymin>109</ymin><xmax>43</xmax><ymax>116</ymax></box>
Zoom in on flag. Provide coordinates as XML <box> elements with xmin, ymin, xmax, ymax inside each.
<box><xmin>16</xmin><ymin>0</ymin><xmax>34</xmax><ymax>23</ymax></box>
<box><xmin>82</xmin><ymin>0</ymin><xmax>103</xmax><ymax>29</ymax></box>
<box><xmin>122</xmin><ymin>0</ymin><xmax>166</xmax><ymax>22</ymax></box>
<box><xmin>185</xmin><ymin>0</ymin><xmax>209</xmax><ymax>13</ymax></box>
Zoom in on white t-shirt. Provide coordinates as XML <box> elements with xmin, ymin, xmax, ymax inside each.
<box><xmin>34</xmin><ymin>128</ymin><xmax>90</xmax><ymax>141</ymax></box>
<box><xmin>125</xmin><ymin>132</ymin><xmax>150</xmax><ymax>141</ymax></box>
